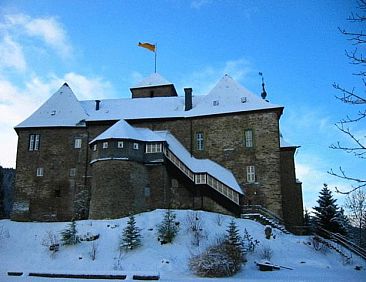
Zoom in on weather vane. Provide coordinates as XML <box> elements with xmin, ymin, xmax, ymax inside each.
<box><xmin>258</xmin><ymin>72</ymin><xmax>268</xmax><ymax>101</ymax></box>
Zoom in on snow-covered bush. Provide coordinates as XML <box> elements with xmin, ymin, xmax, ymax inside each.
<box><xmin>215</xmin><ymin>213</ymin><xmax>225</xmax><ymax>226</ymax></box>
<box><xmin>242</xmin><ymin>228</ymin><xmax>259</xmax><ymax>253</ymax></box>
<box><xmin>41</xmin><ymin>230</ymin><xmax>60</xmax><ymax>257</ymax></box>
<box><xmin>260</xmin><ymin>245</ymin><xmax>273</xmax><ymax>260</ymax></box>
<box><xmin>186</xmin><ymin>211</ymin><xmax>206</xmax><ymax>246</ymax></box>
<box><xmin>120</xmin><ymin>214</ymin><xmax>142</xmax><ymax>251</ymax></box>
<box><xmin>157</xmin><ymin>209</ymin><xmax>179</xmax><ymax>244</ymax></box>
<box><xmin>189</xmin><ymin>237</ymin><xmax>245</xmax><ymax>277</ymax></box>
<box><xmin>60</xmin><ymin>220</ymin><xmax>80</xmax><ymax>245</ymax></box>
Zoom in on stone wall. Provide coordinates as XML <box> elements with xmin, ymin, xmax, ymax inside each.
<box><xmin>12</xmin><ymin>127</ymin><xmax>89</xmax><ymax>221</ymax></box>
<box><xmin>280</xmin><ymin>148</ymin><xmax>304</xmax><ymax>229</ymax></box>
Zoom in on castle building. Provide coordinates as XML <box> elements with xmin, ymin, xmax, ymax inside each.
<box><xmin>11</xmin><ymin>73</ymin><xmax>303</xmax><ymax>230</ymax></box>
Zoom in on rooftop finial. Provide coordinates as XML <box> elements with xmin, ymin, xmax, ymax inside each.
<box><xmin>258</xmin><ymin>72</ymin><xmax>267</xmax><ymax>101</ymax></box>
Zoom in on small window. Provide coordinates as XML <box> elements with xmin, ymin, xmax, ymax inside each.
<box><xmin>36</xmin><ymin>167</ymin><xmax>44</xmax><ymax>177</ymax></box>
<box><xmin>144</xmin><ymin>186</ymin><xmax>151</xmax><ymax>197</ymax></box>
<box><xmin>29</xmin><ymin>134</ymin><xmax>40</xmax><ymax>151</ymax></box>
<box><xmin>55</xmin><ymin>189</ymin><xmax>61</xmax><ymax>197</ymax></box>
<box><xmin>69</xmin><ymin>168</ymin><xmax>76</xmax><ymax>177</ymax></box>
<box><xmin>74</xmin><ymin>138</ymin><xmax>82</xmax><ymax>149</ymax></box>
<box><xmin>117</xmin><ymin>141</ymin><xmax>124</xmax><ymax>148</ymax></box>
<box><xmin>93</xmin><ymin>144</ymin><xmax>97</xmax><ymax>151</ymax></box>
<box><xmin>103</xmin><ymin>142</ymin><xmax>108</xmax><ymax>149</ymax></box>
<box><xmin>246</xmin><ymin>165</ymin><xmax>256</xmax><ymax>183</ymax></box>
<box><xmin>196</xmin><ymin>132</ymin><xmax>204</xmax><ymax>151</ymax></box>
<box><xmin>133</xmin><ymin>143</ymin><xmax>139</xmax><ymax>150</ymax></box>
<box><xmin>195</xmin><ymin>174</ymin><xmax>206</xmax><ymax>184</ymax></box>
<box><xmin>244</xmin><ymin>130</ymin><xmax>253</xmax><ymax>148</ymax></box>
<box><xmin>51</xmin><ymin>110</ymin><xmax>56</xmax><ymax>116</ymax></box>
<box><xmin>213</xmin><ymin>100</ymin><xmax>219</xmax><ymax>106</ymax></box>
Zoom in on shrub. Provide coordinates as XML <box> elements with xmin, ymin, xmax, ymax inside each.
<box><xmin>157</xmin><ymin>210</ymin><xmax>179</xmax><ymax>244</ymax></box>
<box><xmin>186</xmin><ymin>211</ymin><xmax>206</xmax><ymax>246</ymax></box>
<box><xmin>260</xmin><ymin>245</ymin><xmax>273</xmax><ymax>260</ymax></box>
<box><xmin>242</xmin><ymin>228</ymin><xmax>259</xmax><ymax>253</ymax></box>
<box><xmin>189</xmin><ymin>238</ymin><xmax>245</xmax><ymax>277</ymax></box>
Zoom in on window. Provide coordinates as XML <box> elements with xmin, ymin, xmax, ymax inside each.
<box><xmin>195</xmin><ymin>174</ymin><xmax>206</xmax><ymax>184</ymax></box>
<box><xmin>74</xmin><ymin>138</ymin><xmax>82</xmax><ymax>149</ymax></box>
<box><xmin>133</xmin><ymin>143</ymin><xmax>139</xmax><ymax>150</ymax></box>
<box><xmin>93</xmin><ymin>144</ymin><xmax>97</xmax><ymax>151</ymax></box>
<box><xmin>29</xmin><ymin>134</ymin><xmax>40</xmax><ymax>151</ymax></box>
<box><xmin>55</xmin><ymin>189</ymin><xmax>61</xmax><ymax>197</ymax></box>
<box><xmin>145</xmin><ymin>143</ymin><xmax>162</xmax><ymax>153</ymax></box>
<box><xmin>69</xmin><ymin>168</ymin><xmax>76</xmax><ymax>177</ymax></box>
<box><xmin>244</xmin><ymin>129</ymin><xmax>253</xmax><ymax>148</ymax></box>
<box><xmin>144</xmin><ymin>186</ymin><xmax>151</xmax><ymax>197</ymax></box>
<box><xmin>103</xmin><ymin>142</ymin><xmax>108</xmax><ymax>149</ymax></box>
<box><xmin>36</xmin><ymin>167</ymin><xmax>44</xmax><ymax>177</ymax></box>
<box><xmin>117</xmin><ymin>141</ymin><xmax>124</xmax><ymax>148</ymax></box>
<box><xmin>246</xmin><ymin>165</ymin><xmax>256</xmax><ymax>183</ymax></box>
<box><xmin>196</xmin><ymin>132</ymin><xmax>204</xmax><ymax>151</ymax></box>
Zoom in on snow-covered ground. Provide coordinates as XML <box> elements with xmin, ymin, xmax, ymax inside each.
<box><xmin>0</xmin><ymin>210</ymin><xmax>364</xmax><ymax>281</ymax></box>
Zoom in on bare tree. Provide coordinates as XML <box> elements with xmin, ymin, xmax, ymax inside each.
<box><xmin>329</xmin><ymin>0</ymin><xmax>366</xmax><ymax>193</ymax></box>
<box><xmin>345</xmin><ymin>189</ymin><xmax>366</xmax><ymax>247</ymax></box>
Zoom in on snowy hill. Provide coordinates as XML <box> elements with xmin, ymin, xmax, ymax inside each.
<box><xmin>0</xmin><ymin>210</ymin><xmax>364</xmax><ymax>281</ymax></box>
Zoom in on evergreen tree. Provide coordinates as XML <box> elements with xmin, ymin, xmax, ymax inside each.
<box><xmin>157</xmin><ymin>209</ymin><xmax>179</xmax><ymax>244</ymax></box>
<box><xmin>313</xmin><ymin>184</ymin><xmax>347</xmax><ymax>235</ymax></box>
<box><xmin>120</xmin><ymin>214</ymin><xmax>142</xmax><ymax>251</ymax></box>
<box><xmin>60</xmin><ymin>220</ymin><xmax>80</xmax><ymax>245</ymax></box>
<box><xmin>225</xmin><ymin>219</ymin><xmax>243</xmax><ymax>249</ymax></box>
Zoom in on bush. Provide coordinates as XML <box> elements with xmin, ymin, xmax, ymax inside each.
<box><xmin>260</xmin><ymin>245</ymin><xmax>273</xmax><ymax>260</ymax></box>
<box><xmin>242</xmin><ymin>228</ymin><xmax>259</xmax><ymax>253</ymax></box>
<box><xmin>157</xmin><ymin>210</ymin><xmax>179</xmax><ymax>244</ymax></box>
<box><xmin>60</xmin><ymin>220</ymin><xmax>80</xmax><ymax>245</ymax></box>
<box><xmin>189</xmin><ymin>238</ymin><xmax>245</xmax><ymax>277</ymax></box>
<box><xmin>186</xmin><ymin>211</ymin><xmax>206</xmax><ymax>246</ymax></box>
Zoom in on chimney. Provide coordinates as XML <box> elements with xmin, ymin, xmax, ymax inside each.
<box><xmin>184</xmin><ymin>88</ymin><xmax>192</xmax><ymax>111</ymax></box>
<box><xmin>95</xmin><ymin>100</ymin><xmax>101</xmax><ymax>111</ymax></box>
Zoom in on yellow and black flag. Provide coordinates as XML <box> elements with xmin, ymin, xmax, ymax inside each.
<box><xmin>138</xmin><ymin>42</ymin><xmax>156</xmax><ymax>52</ymax></box>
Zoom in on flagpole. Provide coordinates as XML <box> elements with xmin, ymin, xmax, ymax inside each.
<box><xmin>154</xmin><ymin>43</ymin><xmax>157</xmax><ymax>73</ymax></box>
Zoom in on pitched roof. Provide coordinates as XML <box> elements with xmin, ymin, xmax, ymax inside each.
<box><xmin>90</xmin><ymin>119</ymin><xmax>164</xmax><ymax>143</ymax></box>
<box><xmin>15</xmin><ymin>74</ymin><xmax>283</xmax><ymax>128</ymax></box>
<box><xmin>15</xmin><ymin>83</ymin><xmax>88</xmax><ymax>128</ymax></box>
<box><xmin>132</xmin><ymin>73</ymin><xmax>172</xmax><ymax>88</ymax></box>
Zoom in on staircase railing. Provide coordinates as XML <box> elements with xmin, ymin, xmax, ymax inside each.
<box><xmin>317</xmin><ymin>226</ymin><xmax>366</xmax><ymax>260</ymax></box>
<box><xmin>241</xmin><ymin>205</ymin><xmax>284</xmax><ymax>225</ymax></box>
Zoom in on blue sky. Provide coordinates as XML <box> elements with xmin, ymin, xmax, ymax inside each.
<box><xmin>0</xmin><ymin>0</ymin><xmax>364</xmax><ymax>210</ymax></box>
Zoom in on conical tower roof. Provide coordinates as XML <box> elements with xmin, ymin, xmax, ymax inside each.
<box><xmin>15</xmin><ymin>83</ymin><xmax>88</xmax><ymax>128</ymax></box>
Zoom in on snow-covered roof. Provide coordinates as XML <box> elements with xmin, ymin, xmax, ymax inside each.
<box><xmin>132</xmin><ymin>73</ymin><xmax>172</xmax><ymax>88</ymax></box>
<box><xmin>16</xmin><ymin>74</ymin><xmax>283</xmax><ymax>128</ymax></box>
<box><xmin>90</xmin><ymin>119</ymin><xmax>165</xmax><ymax>144</ymax></box>
<box><xmin>155</xmin><ymin>131</ymin><xmax>242</xmax><ymax>194</ymax></box>
<box><xmin>15</xmin><ymin>83</ymin><xmax>88</xmax><ymax>128</ymax></box>
<box><xmin>280</xmin><ymin>134</ymin><xmax>299</xmax><ymax>148</ymax></box>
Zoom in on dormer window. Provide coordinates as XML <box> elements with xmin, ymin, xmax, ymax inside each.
<box><xmin>213</xmin><ymin>100</ymin><xmax>219</xmax><ymax>106</ymax></box>
<box><xmin>51</xmin><ymin>110</ymin><xmax>56</xmax><ymax>116</ymax></box>
<box><xmin>241</xmin><ymin>97</ymin><xmax>247</xmax><ymax>103</ymax></box>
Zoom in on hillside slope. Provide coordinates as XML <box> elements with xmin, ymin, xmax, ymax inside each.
<box><xmin>0</xmin><ymin>210</ymin><xmax>364</xmax><ymax>281</ymax></box>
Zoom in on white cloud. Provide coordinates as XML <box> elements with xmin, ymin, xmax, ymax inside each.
<box><xmin>0</xmin><ymin>35</ymin><xmax>26</xmax><ymax>71</ymax></box>
<box><xmin>0</xmin><ymin>13</ymin><xmax>72</xmax><ymax>64</ymax></box>
<box><xmin>24</xmin><ymin>17</ymin><xmax>71</xmax><ymax>58</ymax></box>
